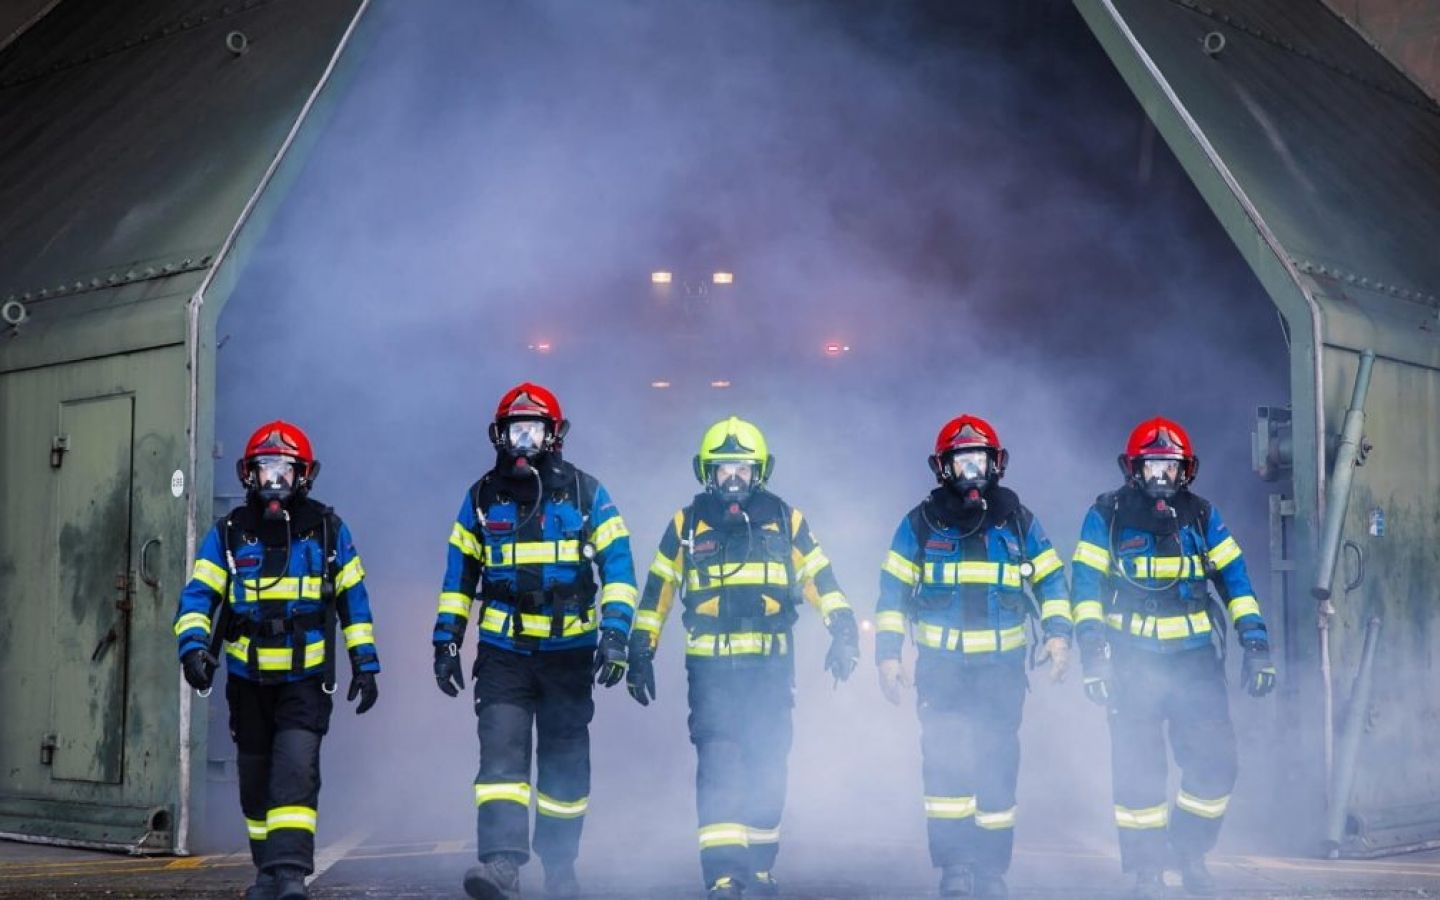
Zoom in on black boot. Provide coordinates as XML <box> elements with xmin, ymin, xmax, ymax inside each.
<box><xmin>1133</xmin><ymin>868</ymin><xmax>1164</xmax><ymax>899</ymax></box>
<box><xmin>242</xmin><ymin>869</ymin><xmax>276</xmax><ymax>900</ymax></box>
<box><xmin>465</xmin><ymin>853</ymin><xmax>522</xmax><ymax>900</ymax></box>
<box><xmin>972</xmin><ymin>870</ymin><xmax>1008</xmax><ymax>897</ymax></box>
<box><xmin>544</xmin><ymin>860</ymin><xmax>579</xmax><ymax>898</ymax></box>
<box><xmin>750</xmin><ymin>871</ymin><xmax>779</xmax><ymax>897</ymax></box>
<box><xmin>707</xmin><ymin>876</ymin><xmax>743</xmax><ymax>899</ymax></box>
<box><xmin>1179</xmin><ymin>855</ymin><xmax>1215</xmax><ymax>896</ymax></box>
<box><xmin>271</xmin><ymin>866</ymin><xmax>308</xmax><ymax>900</ymax></box>
<box><xmin>939</xmin><ymin>863</ymin><xmax>972</xmax><ymax>897</ymax></box>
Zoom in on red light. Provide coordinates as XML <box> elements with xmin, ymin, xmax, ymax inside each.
<box><xmin>529</xmin><ymin>341</ymin><xmax>553</xmax><ymax>353</ymax></box>
<box><xmin>824</xmin><ymin>342</ymin><xmax>850</xmax><ymax>357</ymax></box>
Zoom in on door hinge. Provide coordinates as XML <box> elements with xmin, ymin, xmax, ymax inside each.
<box><xmin>40</xmin><ymin>734</ymin><xmax>56</xmax><ymax>766</ymax></box>
<box><xmin>115</xmin><ymin>572</ymin><xmax>134</xmax><ymax>612</ymax></box>
<box><xmin>50</xmin><ymin>434</ymin><xmax>69</xmax><ymax>469</ymax></box>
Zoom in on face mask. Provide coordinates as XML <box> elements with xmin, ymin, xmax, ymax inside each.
<box><xmin>250</xmin><ymin>455</ymin><xmax>298</xmax><ymax>518</ymax></box>
<box><xmin>1141</xmin><ymin>458</ymin><xmax>1182</xmax><ymax>499</ymax></box>
<box><xmin>506</xmin><ymin>420</ymin><xmax>547</xmax><ymax>457</ymax></box>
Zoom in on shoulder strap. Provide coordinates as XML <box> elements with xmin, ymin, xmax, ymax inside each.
<box><xmin>470</xmin><ymin>472</ymin><xmax>495</xmax><ymax>529</ymax></box>
<box><xmin>574</xmin><ymin>468</ymin><xmax>598</xmax><ymax>547</ymax></box>
<box><xmin>776</xmin><ymin>498</ymin><xmax>799</xmax><ymax>605</ymax></box>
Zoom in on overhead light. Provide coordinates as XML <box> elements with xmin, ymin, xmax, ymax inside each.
<box><xmin>712</xmin><ymin>272</ymin><xmax>734</xmax><ymax>285</ymax></box>
<box><xmin>823</xmin><ymin>342</ymin><xmax>850</xmax><ymax>357</ymax></box>
<box><xmin>859</xmin><ymin>619</ymin><xmax>873</xmax><ymax>633</ymax></box>
<box><xmin>710</xmin><ymin>380</ymin><xmax>731</xmax><ymax>389</ymax></box>
<box><xmin>650</xmin><ymin>380</ymin><xmax>672</xmax><ymax>389</ymax></box>
<box><xmin>651</xmin><ymin>271</ymin><xmax>673</xmax><ymax>284</ymax></box>
<box><xmin>528</xmin><ymin>341</ymin><xmax>553</xmax><ymax>353</ymax></box>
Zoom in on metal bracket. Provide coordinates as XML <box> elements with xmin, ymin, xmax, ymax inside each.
<box><xmin>50</xmin><ymin>434</ymin><xmax>69</xmax><ymax>469</ymax></box>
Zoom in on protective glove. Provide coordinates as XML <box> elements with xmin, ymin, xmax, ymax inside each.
<box><xmin>1044</xmin><ymin>636</ymin><xmax>1071</xmax><ymax>684</ymax></box>
<box><xmin>181</xmin><ymin>648</ymin><xmax>217</xmax><ymax>692</ymax></box>
<box><xmin>1241</xmin><ymin>637</ymin><xmax>1276</xmax><ymax>698</ymax></box>
<box><xmin>593</xmin><ymin>627</ymin><xmax>628</xmax><ymax>688</ymax></box>
<box><xmin>347</xmin><ymin>671</ymin><xmax>378</xmax><ymax>714</ymax></box>
<box><xmin>824</xmin><ymin>609</ymin><xmax>861</xmax><ymax>683</ymax></box>
<box><xmin>434</xmin><ymin>642</ymin><xmax>464</xmax><ymax>697</ymax></box>
<box><xmin>626</xmin><ymin>635</ymin><xmax>656</xmax><ymax>706</ymax></box>
<box><xmin>1079</xmin><ymin>639</ymin><xmax>1113</xmax><ymax>706</ymax></box>
<box><xmin>877</xmin><ymin>658</ymin><xmax>908</xmax><ymax>705</ymax></box>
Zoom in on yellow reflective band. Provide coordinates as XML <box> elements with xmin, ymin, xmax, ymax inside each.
<box><xmin>486</xmin><ymin>540</ymin><xmax>583</xmax><ymax>567</ymax></box>
<box><xmin>233</xmin><ymin>577</ymin><xmax>324</xmax><ymax>602</ymax></box>
<box><xmin>343</xmin><ymin>622</ymin><xmax>374</xmax><ymax>650</ymax></box>
<box><xmin>1040</xmin><ymin>600</ymin><xmax>1073</xmax><ymax>622</ymax></box>
<box><xmin>600</xmin><ymin>582</ymin><xmax>638</xmax><ymax>611</ymax></box>
<box><xmin>480</xmin><ymin>606</ymin><xmax>598</xmax><ymax>640</ymax></box>
<box><xmin>795</xmin><ymin>546</ymin><xmax>830</xmax><ymax>582</ymax></box>
<box><xmin>685</xmin><ymin>631</ymin><xmax>788</xmax><ymax>657</ymax></box>
<box><xmin>1208</xmin><ymin>536</ymin><xmax>1242</xmax><ymax>570</ymax></box>
<box><xmin>590</xmin><ymin>516</ymin><xmax>629</xmax><ymax>555</ymax></box>
<box><xmin>649</xmin><ymin>554</ymin><xmax>682</xmax><ymax>584</ymax></box>
<box><xmin>266</xmin><ymin>806</ymin><xmax>317</xmax><ymax>834</ymax></box>
<box><xmin>914</xmin><ymin>624</ymin><xmax>1026</xmax><ymax>654</ymax></box>
<box><xmin>698</xmin><ymin>823</ymin><xmax>749</xmax><ymax>849</ymax></box>
<box><xmin>747</xmin><ymin>826</ymin><xmax>780</xmax><ymax>844</ymax></box>
<box><xmin>689</xmin><ymin>561</ymin><xmax>789</xmax><ymax>589</ymax></box>
<box><xmin>1030</xmin><ymin>548</ymin><xmax>1063</xmax><ymax>581</ymax></box>
<box><xmin>883</xmin><ymin>551</ymin><xmax>921</xmax><ymax>586</ymax></box>
<box><xmin>174</xmin><ymin>612</ymin><xmax>212</xmax><ymax>637</ymax></box>
<box><xmin>192</xmin><ymin>558</ymin><xmax>229</xmax><ymax>593</ymax></box>
<box><xmin>875</xmin><ymin>611</ymin><xmax>907</xmax><ymax>634</ymax></box>
<box><xmin>1228</xmin><ymin>595</ymin><xmax>1260</xmax><ymax>620</ymax></box>
<box><xmin>1072</xmin><ymin>600</ymin><xmax>1105</xmax><ymax>623</ymax></box>
<box><xmin>1115</xmin><ymin>803</ymin><xmax>1169</xmax><ymax>829</ymax></box>
<box><xmin>475</xmin><ymin>782</ymin><xmax>532</xmax><ymax>806</ymax></box>
<box><xmin>817</xmin><ymin>592</ymin><xmax>850</xmax><ymax>618</ymax></box>
<box><xmin>245</xmin><ymin>817</ymin><xmax>267</xmax><ymax>841</ymax></box>
<box><xmin>926</xmin><ymin>561</ymin><xmax>1021</xmax><ymax>588</ymax></box>
<box><xmin>1176</xmin><ymin>791</ymin><xmax>1230</xmax><ymax>819</ymax></box>
<box><xmin>335</xmin><ymin>556</ymin><xmax>365</xmax><ymax>593</ymax></box>
<box><xmin>976</xmin><ymin>806</ymin><xmax>1017</xmax><ymax>830</ymax></box>
<box><xmin>536</xmin><ymin>792</ymin><xmax>588</xmax><ymax>819</ymax></box>
<box><xmin>450</xmin><ymin>522</ymin><xmax>483</xmax><ymax>561</ymax></box>
<box><xmin>1129</xmin><ymin>555</ymin><xmax>1206</xmax><ymax>580</ymax></box>
<box><xmin>1073</xmin><ymin>541</ymin><xmax>1110</xmax><ymax>572</ymax></box>
<box><xmin>1107</xmin><ymin>611</ymin><xmax>1211</xmax><ymax>640</ymax></box>
<box><xmin>924</xmin><ymin>795</ymin><xmax>976</xmax><ymax>819</ymax></box>
<box><xmin>226</xmin><ymin>637</ymin><xmax>327</xmax><ymax>670</ymax></box>
<box><xmin>437</xmin><ymin>592</ymin><xmax>472</xmax><ymax>619</ymax></box>
<box><xmin>634</xmin><ymin>610</ymin><xmax>664</xmax><ymax>633</ymax></box>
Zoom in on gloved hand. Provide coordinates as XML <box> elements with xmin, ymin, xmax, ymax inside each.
<box><xmin>181</xmin><ymin>648</ymin><xmax>217</xmax><ymax>692</ymax></box>
<box><xmin>593</xmin><ymin>627</ymin><xmax>628</xmax><ymax>688</ymax></box>
<box><xmin>877</xmin><ymin>658</ymin><xmax>908</xmax><ymax>705</ymax></box>
<box><xmin>1045</xmin><ymin>636</ymin><xmax>1071</xmax><ymax>684</ymax></box>
<box><xmin>824</xmin><ymin>610</ymin><xmax>861</xmax><ymax>683</ymax></box>
<box><xmin>347</xmin><ymin>671</ymin><xmax>378</xmax><ymax>714</ymax></box>
<box><xmin>1080</xmin><ymin>639</ymin><xmax>1113</xmax><ymax>706</ymax></box>
<box><xmin>626</xmin><ymin>635</ymin><xmax>656</xmax><ymax>706</ymax></box>
<box><xmin>434</xmin><ymin>642</ymin><xmax>464</xmax><ymax>697</ymax></box>
<box><xmin>1241</xmin><ymin>637</ymin><xmax>1276</xmax><ymax>698</ymax></box>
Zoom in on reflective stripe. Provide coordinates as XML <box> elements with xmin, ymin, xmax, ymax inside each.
<box><xmin>226</xmin><ymin>637</ymin><xmax>326</xmax><ymax>670</ymax></box>
<box><xmin>335</xmin><ymin>556</ymin><xmax>364</xmax><ymax>593</ymax></box>
<box><xmin>746</xmin><ymin>826</ymin><xmax>780</xmax><ymax>845</ymax></box>
<box><xmin>925</xmin><ymin>561</ymin><xmax>1021</xmax><ymax>588</ymax></box>
<box><xmin>192</xmin><ymin>558</ymin><xmax>229</xmax><ymax>593</ymax></box>
<box><xmin>634</xmin><ymin>610</ymin><xmax>664</xmax><ymax>633</ymax></box>
<box><xmin>600</xmin><ymin>581</ymin><xmax>638</xmax><ymax>611</ymax></box>
<box><xmin>266</xmin><ymin>805</ymin><xmax>317</xmax><ymax>834</ymax></box>
<box><xmin>1030</xmin><ymin>548</ymin><xmax>1063</xmax><ymax>581</ymax></box>
<box><xmin>450</xmin><ymin>522</ymin><xmax>483</xmax><ymax>560</ymax></box>
<box><xmin>486</xmin><ymin>540</ymin><xmax>583</xmax><ymax>567</ymax></box>
<box><xmin>1072</xmin><ymin>600</ymin><xmax>1105</xmax><ymax>624</ymax></box>
<box><xmin>795</xmin><ymin>546</ymin><xmax>830</xmax><ymax>582</ymax></box>
<box><xmin>1073</xmin><ymin>541</ymin><xmax>1110</xmax><ymax>572</ymax></box>
<box><xmin>174</xmin><ymin>612</ymin><xmax>212</xmax><ymax>637</ymax></box>
<box><xmin>1129</xmin><ymin>555</ymin><xmax>1206</xmax><ymax>579</ymax></box>
<box><xmin>1175</xmin><ymin>791</ymin><xmax>1230</xmax><ymax>819</ymax></box>
<box><xmin>698</xmin><ymin>823</ymin><xmax>749</xmax><ymax>849</ymax></box>
<box><xmin>883</xmin><ymin>551</ymin><xmax>921</xmax><ymax>585</ymax></box>
<box><xmin>685</xmin><ymin>632</ymin><xmax>788</xmax><ymax>657</ymax></box>
<box><xmin>924</xmin><ymin>795</ymin><xmax>976</xmax><ymax>819</ymax></box>
<box><xmin>480</xmin><ymin>606</ymin><xmax>597</xmax><ymax>640</ymax></box>
<box><xmin>1040</xmin><ymin>600</ymin><xmax>1073</xmax><ymax>622</ymax></box>
<box><xmin>232</xmin><ymin>577</ymin><xmax>324</xmax><ymax>602</ymax></box>
<box><xmin>536</xmin><ymin>792</ymin><xmax>588</xmax><ymax>819</ymax></box>
<box><xmin>875</xmin><ymin>611</ymin><xmax>907</xmax><ymax>634</ymax></box>
<box><xmin>1106</xmin><ymin>611</ymin><xmax>1211</xmax><ymax>640</ymax></box>
<box><xmin>342</xmin><ymin>622</ymin><xmax>374</xmax><ymax>650</ymax></box>
<box><xmin>649</xmin><ymin>554</ymin><xmax>682</xmax><ymax>584</ymax></box>
<box><xmin>914</xmin><ymin>624</ymin><xmax>1026</xmax><ymax>654</ymax></box>
<box><xmin>437</xmin><ymin>592</ymin><xmax>472</xmax><ymax>619</ymax></box>
<box><xmin>688</xmin><ymin>562</ymin><xmax>789</xmax><ymax>589</ymax></box>
<box><xmin>245</xmin><ymin>817</ymin><xmax>267</xmax><ymax>841</ymax></box>
<box><xmin>590</xmin><ymin>516</ymin><xmax>629</xmax><ymax>555</ymax></box>
<box><xmin>817</xmin><ymin>591</ymin><xmax>849</xmax><ymax>618</ymax></box>
<box><xmin>1228</xmin><ymin>595</ymin><xmax>1260</xmax><ymax>620</ymax></box>
<box><xmin>976</xmin><ymin>806</ymin><xmax>1017</xmax><ymax>830</ymax></box>
<box><xmin>1114</xmin><ymin>803</ymin><xmax>1169</xmax><ymax>829</ymax></box>
<box><xmin>1208</xmin><ymin>536</ymin><xmax>1242</xmax><ymax>569</ymax></box>
<box><xmin>475</xmin><ymin>782</ymin><xmax>532</xmax><ymax>807</ymax></box>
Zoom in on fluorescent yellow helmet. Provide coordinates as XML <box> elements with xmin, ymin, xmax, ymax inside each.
<box><xmin>692</xmin><ymin>416</ymin><xmax>774</xmax><ymax>485</ymax></box>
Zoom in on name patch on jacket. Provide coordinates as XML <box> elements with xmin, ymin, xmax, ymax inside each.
<box><xmin>1118</xmin><ymin>537</ymin><xmax>1147</xmax><ymax>552</ymax></box>
<box><xmin>925</xmin><ymin>538</ymin><xmax>957</xmax><ymax>553</ymax></box>
<box><xmin>692</xmin><ymin>539</ymin><xmax>719</xmax><ymax>554</ymax></box>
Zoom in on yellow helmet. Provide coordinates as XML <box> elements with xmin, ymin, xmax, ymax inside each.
<box><xmin>693</xmin><ymin>416</ymin><xmax>774</xmax><ymax>485</ymax></box>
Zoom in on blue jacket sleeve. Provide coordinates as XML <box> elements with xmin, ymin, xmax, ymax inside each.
<box><xmin>1023</xmin><ymin>512</ymin><xmax>1072</xmax><ymax>641</ymax></box>
<box><xmin>1070</xmin><ymin>507</ymin><xmax>1111</xmax><ymax>647</ymax></box>
<box><xmin>333</xmin><ymin>521</ymin><xmax>380</xmax><ymax>674</ymax></box>
<box><xmin>589</xmin><ymin>482</ymin><xmax>639</xmax><ymax>635</ymax></box>
<box><xmin>435</xmin><ymin>492</ymin><xmax>482</xmax><ymax>646</ymax></box>
<box><xmin>173</xmin><ymin>524</ymin><xmax>229</xmax><ymax>660</ymax></box>
<box><xmin>875</xmin><ymin>516</ymin><xmax>920</xmax><ymax>662</ymax></box>
<box><xmin>1203</xmin><ymin>503</ymin><xmax>1267</xmax><ymax>643</ymax></box>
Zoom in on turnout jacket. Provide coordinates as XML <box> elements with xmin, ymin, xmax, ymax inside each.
<box><xmin>173</xmin><ymin>498</ymin><xmax>379</xmax><ymax>683</ymax></box>
<box><xmin>635</xmin><ymin>490</ymin><xmax>852</xmax><ymax>661</ymax></box>
<box><xmin>1070</xmin><ymin>487</ymin><xmax>1267</xmax><ymax>654</ymax></box>
<box><xmin>434</xmin><ymin>455</ymin><xmax>638</xmax><ymax>654</ymax></box>
<box><xmin>875</xmin><ymin>486</ymin><xmax>1070</xmax><ymax>663</ymax></box>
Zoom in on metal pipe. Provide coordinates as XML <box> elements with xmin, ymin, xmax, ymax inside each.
<box><xmin>1313</xmin><ymin>350</ymin><xmax>1375</xmax><ymax>600</ymax></box>
<box><xmin>1325</xmin><ymin>616</ymin><xmax>1383</xmax><ymax>856</ymax></box>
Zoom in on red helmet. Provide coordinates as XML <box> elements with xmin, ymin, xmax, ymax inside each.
<box><xmin>235</xmin><ymin>420</ymin><xmax>319</xmax><ymax>499</ymax></box>
<box><xmin>1120</xmin><ymin>416</ymin><xmax>1198</xmax><ymax>493</ymax></box>
<box><xmin>927</xmin><ymin>414</ymin><xmax>1008</xmax><ymax>484</ymax></box>
<box><xmin>488</xmin><ymin>382</ymin><xmax>570</xmax><ymax>455</ymax></box>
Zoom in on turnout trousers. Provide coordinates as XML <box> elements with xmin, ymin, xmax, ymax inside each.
<box><xmin>1107</xmin><ymin>645</ymin><xmax>1238</xmax><ymax>871</ymax></box>
<box><xmin>686</xmin><ymin>657</ymin><xmax>795</xmax><ymax>889</ymax></box>
<box><xmin>472</xmin><ymin>642</ymin><xmax>595</xmax><ymax>865</ymax></box>
<box><xmin>227</xmin><ymin>675</ymin><xmax>333</xmax><ymax>874</ymax></box>
<box><xmin>915</xmin><ymin>651</ymin><xmax>1027</xmax><ymax>876</ymax></box>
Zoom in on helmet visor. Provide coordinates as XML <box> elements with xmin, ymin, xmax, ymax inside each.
<box><xmin>950</xmin><ymin>449</ymin><xmax>990</xmax><ymax>482</ymax></box>
<box><xmin>506</xmin><ymin>419</ymin><xmax>548</xmax><ymax>454</ymax></box>
<box><xmin>252</xmin><ymin>455</ymin><xmax>297</xmax><ymax>492</ymax></box>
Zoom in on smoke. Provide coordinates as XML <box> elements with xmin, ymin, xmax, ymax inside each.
<box><xmin>206</xmin><ymin>0</ymin><xmax>1287</xmax><ymax>890</ymax></box>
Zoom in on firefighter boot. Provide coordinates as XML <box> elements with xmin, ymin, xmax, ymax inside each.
<box><xmin>750</xmin><ymin>871</ymin><xmax>779</xmax><ymax>897</ymax></box>
<box><xmin>1132</xmin><ymin>869</ymin><xmax>1164</xmax><ymax>899</ymax></box>
<box><xmin>242</xmin><ymin>869</ymin><xmax>276</xmax><ymax>900</ymax></box>
<box><xmin>1179</xmin><ymin>855</ymin><xmax>1215</xmax><ymax>896</ymax></box>
<box><xmin>465</xmin><ymin>853</ymin><xmax>522</xmax><ymax>900</ymax></box>
<box><xmin>272</xmin><ymin>866</ymin><xmax>308</xmax><ymax>900</ymax></box>
<box><xmin>707</xmin><ymin>876</ymin><xmax>743</xmax><ymax>899</ymax></box>
<box><xmin>939</xmin><ymin>864</ymin><xmax>973</xmax><ymax>896</ymax></box>
<box><xmin>972</xmin><ymin>870</ymin><xmax>1008</xmax><ymax>897</ymax></box>
<box><xmin>544</xmin><ymin>861</ymin><xmax>579</xmax><ymax>899</ymax></box>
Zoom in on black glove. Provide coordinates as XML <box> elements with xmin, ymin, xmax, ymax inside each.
<box><xmin>1241</xmin><ymin>637</ymin><xmax>1276</xmax><ymax>698</ymax></box>
<box><xmin>824</xmin><ymin>610</ymin><xmax>861</xmax><ymax>683</ymax></box>
<box><xmin>626</xmin><ymin>635</ymin><xmax>656</xmax><ymax>706</ymax></box>
<box><xmin>1079</xmin><ymin>639</ymin><xmax>1113</xmax><ymax>706</ymax></box>
<box><xmin>593</xmin><ymin>628</ymin><xmax>628</xmax><ymax>688</ymax></box>
<box><xmin>434</xmin><ymin>642</ymin><xmax>464</xmax><ymax>697</ymax></box>
<box><xmin>347</xmin><ymin>671</ymin><xmax>378</xmax><ymax>714</ymax></box>
<box><xmin>181</xmin><ymin>648</ymin><xmax>217</xmax><ymax>692</ymax></box>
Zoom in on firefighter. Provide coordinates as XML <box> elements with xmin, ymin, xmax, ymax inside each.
<box><xmin>874</xmin><ymin>415</ymin><xmax>1071</xmax><ymax>898</ymax></box>
<box><xmin>432</xmin><ymin>383</ymin><xmax>637</xmax><ymax>900</ymax></box>
<box><xmin>173</xmin><ymin>421</ymin><xmax>379</xmax><ymax>900</ymax></box>
<box><xmin>1071</xmin><ymin>417</ymin><xmax>1276</xmax><ymax>898</ymax></box>
<box><xmin>625</xmin><ymin>416</ymin><xmax>860</xmax><ymax>900</ymax></box>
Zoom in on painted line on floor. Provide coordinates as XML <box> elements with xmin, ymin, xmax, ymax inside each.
<box><xmin>308</xmin><ymin>827</ymin><xmax>370</xmax><ymax>885</ymax></box>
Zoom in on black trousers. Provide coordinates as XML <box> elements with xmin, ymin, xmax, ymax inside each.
<box><xmin>227</xmin><ymin>675</ymin><xmax>332</xmax><ymax>874</ymax></box>
<box><xmin>1108</xmin><ymin>646</ymin><xmax>1238</xmax><ymax>871</ymax></box>
<box><xmin>686</xmin><ymin>659</ymin><xmax>794</xmax><ymax>888</ymax></box>
<box><xmin>914</xmin><ymin>652</ymin><xmax>1027</xmax><ymax>875</ymax></box>
<box><xmin>473</xmin><ymin>643</ymin><xmax>595</xmax><ymax>866</ymax></box>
